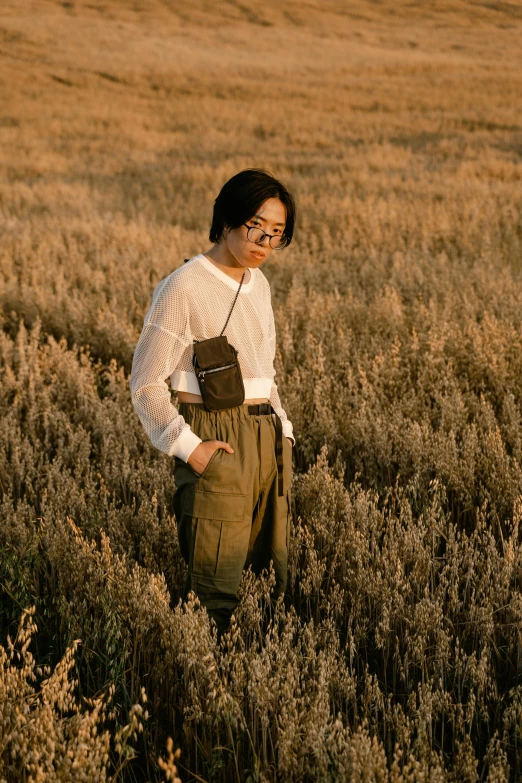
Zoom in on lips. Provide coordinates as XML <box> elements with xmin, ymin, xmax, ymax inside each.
<box><xmin>250</xmin><ymin>250</ymin><xmax>265</xmax><ymax>260</ymax></box>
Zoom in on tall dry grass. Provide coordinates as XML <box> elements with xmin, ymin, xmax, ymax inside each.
<box><xmin>1</xmin><ymin>0</ymin><xmax>522</xmax><ymax>779</ymax></box>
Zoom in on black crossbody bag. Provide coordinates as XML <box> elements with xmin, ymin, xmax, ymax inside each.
<box><xmin>185</xmin><ymin>260</ymin><xmax>246</xmax><ymax>411</ymax></box>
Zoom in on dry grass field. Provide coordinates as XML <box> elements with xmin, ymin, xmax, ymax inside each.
<box><xmin>1</xmin><ymin>0</ymin><xmax>522</xmax><ymax>780</ymax></box>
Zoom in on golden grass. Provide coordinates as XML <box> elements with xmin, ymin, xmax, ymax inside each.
<box><xmin>1</xmin><ymin>0</ymin><xmax>522</xmax><ymax>780</ymax></box>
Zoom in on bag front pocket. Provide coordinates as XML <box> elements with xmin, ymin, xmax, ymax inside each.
<box><xmin>197</xmin><ymin>363</ymin><xmax>245</xmax><ymax>410</ymax></box>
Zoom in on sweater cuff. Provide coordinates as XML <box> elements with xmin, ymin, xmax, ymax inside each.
<box><xmin>170</xmin><ymin>426</ymin><xmax>202</xmax><ymax>462</ymax></box>
<box><xmin>282</xmin><ymin>419</ymin><xmax>295</xmax><ymax>446</ymax></box>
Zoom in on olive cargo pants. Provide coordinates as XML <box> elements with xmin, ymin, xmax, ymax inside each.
<box><xmin>173</xmin><ymin>402</ymin><xmax>293</xmax><ymax>635</ymax></box>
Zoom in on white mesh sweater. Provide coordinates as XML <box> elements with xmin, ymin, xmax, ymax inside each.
<box><xmin>130</xmin><ymin>254</ymin><xmax>295</xmax><ymax>462</ymax></box>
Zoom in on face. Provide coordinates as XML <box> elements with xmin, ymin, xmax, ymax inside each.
<box><xmin>223</xmin><ymin>197</ymin><xmax>287</xmax><ymax>269</ymax></box>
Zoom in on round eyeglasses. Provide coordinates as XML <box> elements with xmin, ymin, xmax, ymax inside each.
<box><xmin>243</xmin><ymin>223</ymin><xmax>289</xmax><ymax>250</ymax></box>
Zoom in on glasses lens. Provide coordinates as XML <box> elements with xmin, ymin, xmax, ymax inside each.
<box><xmin>271</xmin><ymin>235</ymin><xmax>288</xmax><ymax>249</ymax></box>
<box><xmin>247</xmin><ymin>227</ymin><xmax>266</xmax><ymax>243</ymax></box>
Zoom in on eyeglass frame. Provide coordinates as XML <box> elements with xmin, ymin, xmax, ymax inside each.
<box><xmin>242</xmin><ymin>223</ymin><xmax>289</xmax><ymax>250</ymax></box>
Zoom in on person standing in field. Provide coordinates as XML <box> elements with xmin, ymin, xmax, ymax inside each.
<box><xmin>130</xmin><ymin>169</ymin><xmax>296</xmax><ymax>635</ymax></box>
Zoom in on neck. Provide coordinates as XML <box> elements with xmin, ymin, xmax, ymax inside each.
<box><xmin>203</xmin><ymin>244</ymin><xmax>251</xmax><ymax>283</ymax></box>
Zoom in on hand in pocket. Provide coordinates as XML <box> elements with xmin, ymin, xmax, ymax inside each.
<box><xmin>187</xmin><ymin>440</ymin><xmax>234</xmax><ymax>476</ymax></box>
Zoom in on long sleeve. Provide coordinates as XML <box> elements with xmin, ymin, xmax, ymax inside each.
<box><xmin>267</xmin><ymin>291</ymin><xmax>295</xmax><ymax>446</ymax></box>
<box><xmin>130</xmin><ymin>274</ymin><xmax>202</xmax><ymax>462</ymax></box>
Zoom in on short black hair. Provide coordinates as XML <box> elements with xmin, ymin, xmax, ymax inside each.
<box><xmin>209</xmin><ymin>169</ymin><xmax>296</xmax><ymax>247</ymax></box>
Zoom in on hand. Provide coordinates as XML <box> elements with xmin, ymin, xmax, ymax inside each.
<box><xmin>187</xmin><ymin>440</ymin><xmax>234</xmax><ymax>476</ymax></box>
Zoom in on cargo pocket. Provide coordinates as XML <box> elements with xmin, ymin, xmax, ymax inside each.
<box><xmin>188</xmin><ymin>489</ymin><xmax>248</xmax><ymax>589</ymax></box>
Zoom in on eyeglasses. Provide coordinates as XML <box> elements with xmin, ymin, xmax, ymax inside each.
<box><xmin>243</xmin><ymin>223</ymin><xmax>289</xmax><ymax>250</ymax></box>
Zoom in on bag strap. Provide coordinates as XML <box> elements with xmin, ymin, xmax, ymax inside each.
<box><xmin>220</xmin><ymin>272</ymin><xmax>245</xmax><ymax>336</ymax></box>
<box><xmin>184</xmin><ymin>258</ymin><xmax>245</xmax><ymax>337</ymax></box>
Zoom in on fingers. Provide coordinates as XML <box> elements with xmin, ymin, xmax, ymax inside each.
<box><xmin>216</xmin><ymin>440</ymin><xmax>234</xmax><ymax>454</ymax></box>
